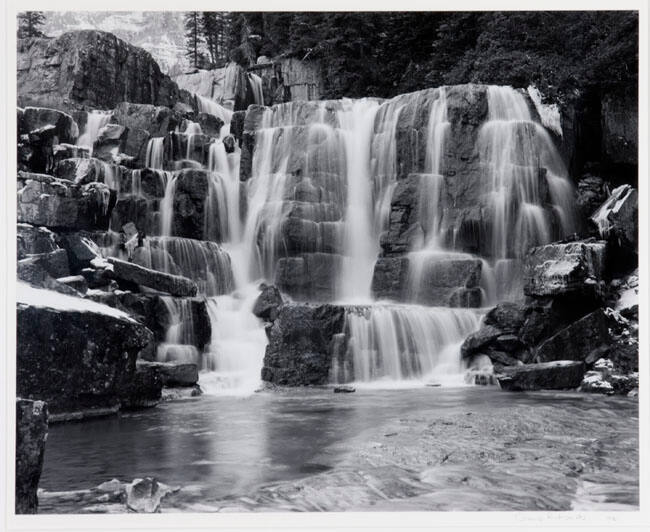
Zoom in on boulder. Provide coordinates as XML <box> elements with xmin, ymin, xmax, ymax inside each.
<box><xmin>17</xmin><ymin>223</ymin><xmax>58</xmax><ymax>259</ymax></box>
<box><xmin>261</xmin><ymin>303</ymin><xmax>346</xmax><ymax>385</ymax></box>
<box><xmin>15</xmin><ymin>399</ymin><xmax>48</xmax><ymax>514</ymax></box>
<box><xmin>19</xmin><ymin>248</ymin><xmax>69</xmax><ymax>278</ymax></box>
<box><xmin>17</xmin><ymin>259</ymin><xmax>79</xmax><ymax>296</ymax></box>
<box><xmin>57</xmin><ymin>232</ymin><xmax>103</xmax><ymax>271</ymax></box>
<box><xmin>483</xmin><ymin>302</ymin><xmax>527</xmax><ymax>333</ymax></box>
<box><xmin>253</xmin><ymin>284</ymin><xmax>284</xmax><ymax>321</ymax></box>
<box><xmin>497</xmin><ymin>361</ymin><xmax>585</xmax><ymax>391</ymax></box>
<box><xmin>91</xmin><ymin>124</ymin><xmax>128</xmax><ymax>162</ymax></box>
<box><xmin>523</xmin><ymin>240</ymin><xmax>607</xmax><ymax>298</ymax></box>
<box><xmin>17</xmin><ymin>285</ymin><xmax>154</xmax><ymax>414</ymax></box>
<box><xmin>535</xmin><ymin>308</ymin><xmax>617</xmax><ymax>365</ymax></box>
<box><xmin>120</xmin><ymin>362</ymin><xmax>163</xmax><ymax>409</ymax></box>
<box><xmin>19</xmin><ymin>107</ymin><xmax>78</xmax><ymax>144</ymax></box>
<box><xmin>125</xmin><ymin>477</ymin><xmax>178</xmax><ymax>513</ymax></box>
<box><xmin>590</xmin><ymin>184</ymin><xmax>637</xmax><ymax>252</ymax></box>
<box><xmin>17</xmin><ymin>172</ymin><xmax>116</xmax><ymax>231</ymax></box>
<box><xmin>17</xmin><ymin>30</ymin><xmax>182</xmax><ymax>112</ymax></box>
<box><xmin>107</xmin><ymin>257</ymin><xmax>198</xmax><ymax>297</ymax></box>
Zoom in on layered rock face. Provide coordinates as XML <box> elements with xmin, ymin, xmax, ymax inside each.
<box><xmin>18</xmin><ymin>31</ymin><xmax>184</xmax><ymax>112</ymax></box>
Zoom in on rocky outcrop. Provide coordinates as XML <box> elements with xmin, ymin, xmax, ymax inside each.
<box><xmin>17</xmin><ymin>172</ymin><xmax>116</xmax><ymax>231</ymax></box>
<box><xmin>262</xmin><ymin>304</ymin><xmax>346</xmax><ymax>385</ymax></box>
<box><xmin>497</xmin><ymin>361</ymin><xmax>585</xmax><ymax>391</ymax></box>
<box><xmin>19</xmin><ymin>107</ymin><xmax>79</xmax><ymax>144</ymax></box>
<box><xmin>107</xmin><ymin>257</ymin><xmax>198</xmax><ymax>297</ymax></box>
<box><xmin>253</xmin><ymin>284</ymin><xmax>284</xmax><ymax>321</ymax></box>
<box><xmin>524</xmin><ymin>240</ymin><xmax>607</xmax><ymax>298</ymax></box>
<box><xmin>17</xmin><ymin>286</ymin><xmax>154</xmax><ymax>416</ymax></box>
<box><xmin>15</xmin><ymin>399</ymin><xmax>48</xmax><ymax>514</ymax></box>
<box><xmin>17</xmin><ymin>223</ymin><xmax>58</xmax><ymax>258</ymax></box>
<box><xmin>18</xmin><ymin>31</ymin><xmax>182</xmax><ymax>112</ymax></box>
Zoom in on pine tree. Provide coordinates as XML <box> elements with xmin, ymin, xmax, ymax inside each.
<box><xmin>201</xmin><ymin>12</ymin><xmax>230</xmax><ymax>68</ymax></box>
<box><xmin>17</xmin><ymin>11</ymin><xmax>46</xmax><ymax>39</ymax></box>
<box><xmin>184</xmin><ymin>12</ymin><xmax>205</xmax><ymax>70</ymax></box>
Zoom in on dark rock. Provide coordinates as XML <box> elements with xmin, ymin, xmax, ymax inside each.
<box><xmin>17</xmin><ymin>260</ymin><xmax>79</xmax><ymax>296</ymax></box>
<box><xmin>262</xmin><ymin>303</ymin><xmax>346</xmax><ymax>385</ymax></box>
<box><xmin>601</xmin><ymin>88</ymin><xmax>637</xmax><ymax>166</ymax></box>
<box><xmin>333</xmin><ymin>385</ymin><xmax>356</xmax><ymax>393</ymax></box>
<box><xmin>275</xmin><ymin>253</ymin><xmax>342</xmax><ymax>302</ymax></box>
<box><xmin>497</xmin><ymin>361</ymin><xmax>585</xmax><ymax>391</ymax></box>
<box><xmin>92</xmin><ymin>124</ymin><xmax>127</xmax><ymax>162</ymax></box>
<box><xmin>53</xmin><ymin>143</ymin><xmax>90</xmax><ymax>166</ymax></box>
<box><xmin>110</xmin><ymin>102</ymin><xmax>181</xmax><ymax>137</ymax></box>
<box><xmin>120</xmin><ymin>362</ymin><xmax>163</xmax><ymax>410</ymax></box>
<box><xmin>460</xmin><ymin>325</ymin><xmax>502</xmax><ymax>359</ymax></box>
<box><xmin>371</xmin><ymin>257</ymin><xmax>409</xmax><ymax>301</ymax></box>
<box><xmin>195</xmin><ymin>112</ymin><xmax>224</xmax><ymax>137</ymax></box>
<box><xmin>19</xmin><ymin>107</ymin><xmax>78</xmax><ymax>144</ymax></box>
<box><xmin>17</xmin><ymin>223</ymin><xmax>58</xmax><ymax>258</ymax></box>
<box><xmin>524</xmin><ymin>240</ymin><xmax>607</xmax><ymax>298</ymax></box>
<box><xmin>17</xmin><ymin>31</ymin><xmax>182</xmax><ymax>112</ymax></box>
<box><xmin>17</xmin><ymin>172</ymin><xmax>116</xmax><ymax>231</ymax></box>
<box><xmin>20</xmin><ymin>248</ymin><xmax>69</xmax><ymax>278</ymax></box>
<box><xmin>138</xmin><ymin>361</ymin><xmax>199</xmax><ymax>387</ymax></box>
<box><xmin>253</xmin><ymin>284</ymin><xmax>284</xmax><ymax>321</ymax></box>
<box><xmin>576</xmin><ymin>175</ymin><xmax>609</xmax><ymax>220</ymax></box>
<box><xmin>17</xmin><ymin>296</ymin><xmax>153</xmax><ymax>415</ymax></box>
<box><xmin>590</xmin><ymin>184</ymin><xmax>637</xmax><ymax>262</ymax></box>
<box><xmin>107</xmin><ymin>257</ymin><xmax>198</xmax><ymax>297</ymax></box>
<box><xmin>483</xmin><ymin>302</ymin><xmax>527</xmax><ymax>333</ymax></box>
<box><xmin>222</xmin><ymin>134</ymin><xmax>236</xmax><ymax>154</ymax></box>
<box><xmin>57</xmin><ymin>232</ymin><xmax>102</xmax><ymax>272</ymax></box>
<box><xmin>535</xmin><ymin>308</ymin><xmax>616</xmax><ymax>364</ymax></box>
<box><xmin>15</xmin><ymin>399</ymin><xmax>48</xmax><ymax>514</ymax></box>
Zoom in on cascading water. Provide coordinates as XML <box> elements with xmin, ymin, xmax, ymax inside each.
<box><xmin>77</xmin><ymin>110</ymin><xmax>112</xmax><ymax>155</ymax></box>
<box><xmin>249</xmin><ymin>73</ymin><xmax>264</xmax><ymax>106</ymax></box>
<box><xmin>145</xmin><ymin>137</ymin><xmax>165</xmax><ymax>170</ymax></box>
<box><xmin>125</xmin><ymin>85</ymin><xmax>575</xmax><ymax>393</ymax></box>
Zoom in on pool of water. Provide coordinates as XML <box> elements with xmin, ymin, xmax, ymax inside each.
<box><xmin>39</xmin><ymin>386</ymin><xmax>639</xmax><ymax>512</ymax></box>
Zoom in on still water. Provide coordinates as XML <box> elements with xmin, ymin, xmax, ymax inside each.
<box><xmin>40</xmin><ymin>387</ymin><xmax>638</xmax><ymax>512</ymax></box>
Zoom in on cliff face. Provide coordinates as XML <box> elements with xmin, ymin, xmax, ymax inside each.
<box><xmin>17</xmin><ymin>30</ymin><xmax>183</xmax><ymax>112</ymax></box>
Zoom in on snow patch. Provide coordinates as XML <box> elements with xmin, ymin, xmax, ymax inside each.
<box><xmin>17</xmin><ymin>282</ymin><xmax>134</xmax><ymax>321</ymax></box>
<box><xmin>527</xmin><ymin>86</ymin><xmax>563</xmax><ymax>137</ymax></box>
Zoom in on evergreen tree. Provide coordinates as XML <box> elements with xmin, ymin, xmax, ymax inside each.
<box><xmin>17</xmin><ymin>11</ymin><xmax>46</xmax><ymax>39</ymax></box>
<box><xmin>184</xmin><ymin>12</ymin><xmax>205</xmax><ymax>69</ymax></box>
<box><xmin>201</xmin><ymin>12</ymin><xmax>230</xmax><ymax>68</ymax></box>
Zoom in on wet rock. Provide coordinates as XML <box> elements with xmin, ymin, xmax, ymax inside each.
<box><xmin>483</xmin><ymin>302</ymin><xmax>527</xmax><ymax>333</ymax></box>
<box><xmin>125</xmin><ymin>477</ymin><xmax>179</xmax><ymax>513</ymax></box>
<box><xmin>461</xmin><ymin>325</ymin><xmax>502</xmax><ymax>358</ymax></box>
<box><xmin>18</xmin><ymin>31</ymin><xmax>182</xmax><ymax>112</ymax></box>
<box><xmin>17</xmin><ymin>172</ymin><xmax>116</xmax><ymax>231</ymax></box>
<box><xmin>535</xmin><ymin>308</ymin><xmax>617</xmax><ymax>365</ymax></box>
<box><xmin>223</xmin><ymin>134</ymin><xmax>236</xmax><ymax>154</ymax></box>
<box><xmin>53</xmin><ymin>143</ymin><xmax>90</xmax><ymax>166</ymax></box>
<box><xmin>17</xmin><ymin>295</ymin><xmax>153</xmax><ymax>414</ymax></box>
<box><xmin>107</xmin><ymin>257</ymin><xmax>198</xmax><ymax>297</ymax></box>
<box><xmin>57</xmin><ymin>232</ymin><xmax>102</xmax><ymax>271</ymax></box>
<box><xmin>591</xmin><ymin>185</ymin><xmax>638</xmax><ymax>251</ymax></box>
<box><xmin>92</xmin><ymin>124</ymin><xmax>127</xmax><ymax>162</ymax></box>
<box><xmin>195</xmin><ymin>112</ymin><xmax>225</xmax><ymax>137</ymax></box>
<box><xmin>262</xmin><ymin>303</ymin><xmax>346</xmax><ymax>385</ymax></box>
<box><xmin>253</xmin><ymin>284</ymin><xmax>284</xmax><ymax>321</ymax></box>
<box><xmin>110</xmin><ymin>102</ymin><xmax>181</xmax><ymax>137</ymax></box>
<box><xmin>379</xmin><ymin>174</ymin><xmax>424</xmax><ymax>256</ymax></box>
<box><xmin>17</xmin><ymin>259</ymin><xmax>79</xmax><ymax>296</ymax></box>
<box><xmin>524</xmin><ymin>240</ymin><xmax>607</xmax><ymax>298</ymax></box>
<box><xmin>120</xmin><ymin>362</ymin><xmax>163</xmax><ymax>410</ymax></box>
<box><xmin>138</xmin><ymin>361</ymin><xmax>199</xmax><ymax>387</ymax></box>
<box><xmin>17</xmin><ymin>223</ymin><xmax>58</xmax><ymax>259</ymax></box>
<box><xmin>275</xmin><ymin>253</ymin><xmax>342</xmax><ymax>302</ymax></box>
<box><xmin>95</xmin><ymin>479</ymin><xmax>125</xmax><ymax>503</ymax></box>
<box><xmin>497</xmin><ymin>361</ymin><xmax>585</xmax><ymax>391</ymax></box>
<box><xmin>15</xmin><ymin>399</ymin><xmax>48</xmax><ymax>514</ymax></box>
<box><xmin>334</xmin><ymin>385</ymin><xmax>356</xmax><ymax>393</ymax></box>
<box><xmin>20</xmin><ymin>248</ymin><xmax>69</xmax><ymax>278</ymax></box>
<box><xmin>576</xmin><ymin>175</ymin><xmax>609</xmax><ymax>220</ymax></box>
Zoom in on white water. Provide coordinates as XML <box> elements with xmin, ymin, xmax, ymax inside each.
<box><xmin>249</xmin><ymin>73</ymin><xmax>264</xmax><ymax>106</ymax></box>
<box><xmin>145</xmin><ymin>137</ymin><xmax>165</xmax><ymax>170</ymax></box>
<box><xmin>77</xmin><ymin>111</ymin><xmax>112</xmax><ymax>155</ymax></box>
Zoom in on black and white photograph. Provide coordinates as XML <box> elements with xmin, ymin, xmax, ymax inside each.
<box><xmin>3</xmin><ymin>1</ymin><xmax>649</xmax><ymax>528</ymax></box>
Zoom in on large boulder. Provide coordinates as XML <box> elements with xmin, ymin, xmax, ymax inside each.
<box><xmin>17</xmin><ymin>223</ymin><xmax>58</xmax><ymax>259</ymax></box>
<box><xmin>107</xmin><ymin>257</ymin><xmax>198</xmax><ymax>297</ymax></box>
<box><xmin>497</xmin><ymin>361</ymin><xmax>585</xmax><ymax>391</ymax></box>
<box><xmin>19</xmin><ymin>107</ymin><xmax>79</xmax><ymax>144</ymax></box>
<box><xmin>15</xmin><ymin>399</ymin><xmax>48</xmax><ymax>514</ymax></box>
<box><xmin>252</xmin><ymin>284</ymin><xmax>284</xmax><ymax>321</ymax></box>
<box><xmin>17</xmin><ymin>283</ymin><xmax>154</xmax><ymax>415</ymax></box>
<box><xmin>523</xmin><ymin>240</ymin><xmax>607</xmax><ymax>298</ymax></box>
<box><xmin>17</xmin><ymin>30</ymin><xmax>181</xmax><ymax>112</ymax></box>
<box><xmin>261</xmin><ymin>304</ymin><xmax>346</xmax><ymax>385</ymax></box>
<box><xmin>17</xmin><ymin>172</ymin><xmax>116</xmax><ymax>230</ymax></box>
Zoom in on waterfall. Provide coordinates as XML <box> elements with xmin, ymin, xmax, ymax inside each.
<box><xmin>77</xmin><ymin>110</ymin><xmax>112</xmax><ymax>155</ymax></box>
<box><xmin>479</xmin><ymin>86</ymin><xmax>575</xmax><ymax>259</ymax></box>
<box><xmin>156</xmin><ymin>296</ymin><xmax>200</xmax><ymax>365</ymax></box>
<box><xmin>196</xmin><ymin>95</ymin><xmax>234</xmax><ymax>132</ymax></box>
<box><xmin>331</xmin><ymin>305</ymin><xmax>480</xmax><ymax>386</ymax></box>
<box><xmin>145</xmin><ymin>137</ymin><xmax>165</xmax><ymax>170</ymax></box>
<box><xmin>249</xmin><ymin>73</ymin><xmax>264</xmax><ymax>105</ymax></box>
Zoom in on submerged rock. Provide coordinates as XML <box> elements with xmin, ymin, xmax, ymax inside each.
<box><xmin>15</xmin><ymin>399</ymin><xmax>48</xmax><ymax>514</ymax></box>
<box><xmin>497</xmin><ymin>361</ymin><xmax>585</xmax><ymax>391</ymax></box>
